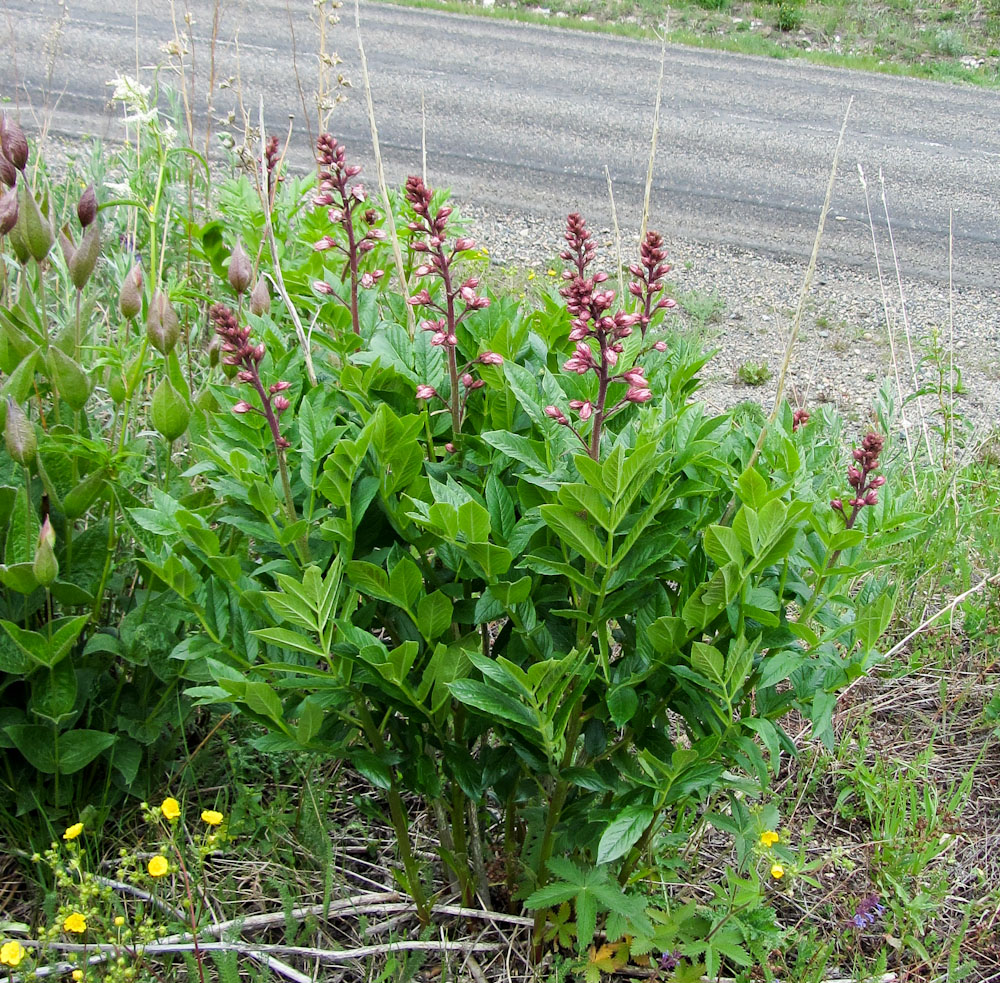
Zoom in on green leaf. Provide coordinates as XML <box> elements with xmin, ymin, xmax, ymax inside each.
<box><xmin>524</xmin><ymin>882</ymin><xmax>581</xmax><ymax>909</ymax></box>
<box><xmin>417</xmin><ymin>591</ymin><xmax>454</xmax><ymax>641</ymax></box>
<box><xmin>447</xmin><ymin>679</ymin><xmax>537</xmax><ymax>729</ymax></box>
<box><xmin>58</xmin><ymin>730</ymin><xmax>116</xmax><ymax>774</ymax></box>
<box><xmin>607</xmin><ymin>686</ymin><xmax>638</xmax><ymax>728</ymax></box>
<box><xmin>539</xmin><ymin>504</ymin><xmax>606</xmax><ymax>566</ymax></box>
<box><xmin>481</xmin><ymin>430</ymin><xmax>548</xmax><ymax>471</ymax></box>
<box><xmin>0</xmin><ymin>615</ymin><xmax>90</xmax><ymax>669</ymax></box>
<box><xmin>5</xmin><ymin>486</ymin><xmax>40</xmax><ymax>566</ymax></box>
<box><xmin>485</xmin><ymin>474</ymin><xmax>516</xmax><ymax>541</ymax></box>
<box><xmin>596</xmin><ymin>805</ymin><xmax>654</xmax><ymax>865</ymax></box>
<box><xmin>736</xmin><ymin>466</ymin><xmax>769</xmax><ymax>510</ymax></box>
<box><xmin>703</xmin><ymin>525</ymin><xmax>744</xmax><ymax>567</ymax></box>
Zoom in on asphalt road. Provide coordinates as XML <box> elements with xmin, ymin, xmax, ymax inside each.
<box><xmin>2</xmin><ymin>0</ymin><xmax>999</xmax><ymax>288</ymax></box>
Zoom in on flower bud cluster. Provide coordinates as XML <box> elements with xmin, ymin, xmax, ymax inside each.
<box><xmin>545</xmin><ymin>214</ymin><xmax>664</xmax><ymax>453</ymax></box>
<box><xmin>262</xmin><ymin>134</ymin><xmax>284</xmax><ymax>201</ymax></box>
<box><xmin>404</xmin><ymin>175</ymin><xmax>494</xmax><ymax>433</ymax></box>
<box><xmin>210</xmin><ymin>303</ymin><xmax>292</xmax><ymax>450</ymax></box>
<box><xmin>831</xmin><ymin>431</ymin><xmax>886</xmax><ymax>526</ymax></box>
<box><xmin>792</xmin><ymin>407</ymin><xmax>810</xmax><ymax>432</ymax></box>
<box><xmin>628</xmin><ymin>229</ymin><xmax>677</xmax><ymax>336</ymax></box>
<box><xmin>311</xmin><ymin>134</ymin><xmax>385</xmax><ymax>333</ymax></box>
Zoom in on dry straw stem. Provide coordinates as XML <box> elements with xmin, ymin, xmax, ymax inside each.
<box><xmin>880</xmin><ymin>169</ymin><xmax>934</xmax><ymax>464</ymax></box>
<box><xmin>256</xmin><ymin>98</ymin><xmax>318</xmax><ymax>387</ymax></box>
<box><xmin>721</xmin><ymin>97</ymin><xmax>853</xmax><ymax>525</ymax></box>
<box><xmin>639</xmin><ymin>24</ymin><xmax>667</xmax><ymax>249</ymax></box>
<box><xmin>355</xmin><ymin>0</ymin><xmax>416</xmax><ymax>340</ymax></box>
<box><xmin>604</xmin><ymin>165</ymin><xmax>625</xmax><ymax>304</ymax></box>
<box><xmin>858</xmin><ymin>164</ymin><xmax>918</xmax><ymax>488</ymax></box>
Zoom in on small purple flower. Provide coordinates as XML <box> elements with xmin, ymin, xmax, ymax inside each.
<box><xmin>660</xmin><ymin>950</ymin><xmax>681</xmax><ymax>971</ymax></box>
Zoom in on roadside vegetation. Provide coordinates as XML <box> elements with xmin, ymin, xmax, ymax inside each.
<box><xmin>0</xmin><ymin>4</ymin><xmax>997</xmax><ymax>982</ymax></box>
<box><xmin>382</xmin><ymin>0</ymin><xmax>1000</xmax><ymax>86</ymax></box>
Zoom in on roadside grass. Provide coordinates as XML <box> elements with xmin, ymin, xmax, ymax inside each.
<box><xmin>376</xmin><ymin>0</ymin><xmax>1000</xmax><ymax>87</ymax></box>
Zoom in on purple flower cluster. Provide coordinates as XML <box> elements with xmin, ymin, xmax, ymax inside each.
<box><xmin>849</xmin><ymin>893</ymin><xmax>885</xmax><ymax>930</ymax></box>
<box><xmin>628</xmin><ymin>229</ymin><xmax>677</xmax><ymax>338</ymax></box>
<box><xmin>404</xmin><ymin>175</ymin><xmax>497</xmax><ymax>437</ymax></box>
<box><xmin>211</xmin><ymin>303</ymin><xmax>292</xmax><ymax>451</ymax></box>
<box><xmin>545</xmin><ymin>214</ymin><xmax>668</xmax><ymax>458</ymax></box>
<box><xmin>311</xmin><ymin>134</ymin><xmax>386</xmax><ymax>335</ymax></box>
<box><xmin>831</xmin><ymin>431</ymin><xmax>886</xmax><ymax>528</ymax></box>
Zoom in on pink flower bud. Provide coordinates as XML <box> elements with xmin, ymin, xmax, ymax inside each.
<box><xmin>628</xmin><ymin>281</ymin><xmax>643</xmax><ymax>297</ymax></box>
<box><xmin>312</xmin><ymin>192</ymin><xmax>334</xmax><ymax>207</ymax></box>
<box><xmin>830</xmin><ymin>499</ymin><xmax>843</xmax><ymax>512</ymax></box>
<box><xmin>328</xmin><ymin>208</ymin><xmax>344</xmax><ymax>224</ymax></box>
<box><xmin>461</xmin><ymin>373</ymin><xmax>475</xmax><ymax>388</ymax></box>
<box><xmin>350</xmin><ymin>185</ymin><xmax>366</xmax><ymax>202</ymax></box>
<box><xmin>312</xmin><ymin>279</ymin><xmax>335</xmax><ymax>295</ymax></box>
<box><xmin>577</xmin><ymin>401</ymin><xmax>593</xmax><ymax>421</ymax></box>
<box><xmin>870</xmin><ymin>475</ymin><xmax>886</xmax><ymax>488</ymax></box>
<box><xmin>626</xmin><ymin>386</ymin><xmax>653</xmax><ymax>403</ymax></box>
<box><xmin>416</xmin><ymin>384</ymin><xmax>437</xmax><ymax>400</ymax></box>
<box><xmin>593</xmin><ymin>272</ymin><xmax>608</xmax><ymax>283</ymax></box>
<box><xmin>345</xmin><ymin>164</ymin><xmax>362</xmax><ymax>178</ymax></box>
<box><xmin>360</xmin><ymin>272</ymin><xmax>375</xmax><ymax>289</ymax></box>
<box><xmin>313</xmin><ymin>236</ymin><xmax>336</xmax><ymax>251</ymax></box>
<box><xmin>368</xmin><ymin>229</ymin><xmax>387</xmax><ymax>240</ymax></box>
<box><xmin>445</xmin><ymin>442</ymin><xmax>456</xmax><ymax>454</ymax></box>
<box><xmin>864</xmin><ymin>490</ymin><xmax>879</xmax><ymax>506</ymax></box>
<box><xmin>409</xmin><ymin>290</ymin><xmax>432</xmax><ymax>306</ymax></box>
<box><xmin>478</xmin><ymin>351</ymin><xmax>503</xmax><ymax>365</ymax></box>
<box><xmin>603</xmin><ymin>348</ymin><xmax>619</xmax><ymax>366</ymax></box>
<box><xmin>273</xmin><ymin>395</ymin><xmax>291</xmax><ymax>413</ymax></box>
<box><xmin>430</xmin><ymin>332</ymin><xmax>446</xmax><ymax>347</ymax></box>
<box><xmin>454</xmin><ymin>237</ymin><xmax>475</xmax><ymax>251</ymax></box>
<box><xmin>657</xmin><ymin>297</ymin><xmax>677</xmax><ymax>309</ymax></box>
<box><xmin>233</xmin><ymin>400</ymin><xmax>253</xmax><ymax>414</ymax></box>
<box><xmin>544</xmin><ymin>405</ymin><xmax>568</xmax><ymax>425</ymax></box>
<box><xmin>447</xmin><ymin>333</ymin><xmax>458</xmax><ymax>347</ymax></box>
<box><xmin>269</xmin><ymin>380</ymin><xmax>291</xmax><ymax>393</ymax></box>
<box><xmin>654</xmin><ymin>340</ymin><xmax>667</xmax><ymax>352</ymax></box>
<box><xmin>415</xmin><ymin>264</ymin><xmax>431</xmax><ymax>277</ymax></box>
<box><xmin>359</xmin><ymin>240</ymin><xmax>375</xmax><ymax>253</ymax></box>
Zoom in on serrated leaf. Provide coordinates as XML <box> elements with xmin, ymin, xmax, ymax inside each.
<box><xmin>596</xmin><ymin>805</ymin><xmax>654</xmax><ymax>865</ymax></box>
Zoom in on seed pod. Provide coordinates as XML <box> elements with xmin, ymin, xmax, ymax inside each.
<box><xmin>32</xmin><ymin>516</ymin><xmax>58</xmax><ymax>586</ymax></box>
<box><xmin>0</xmin><ymin>153</ymin><xmax>16</xmax><ymax>188</ymax></box>
<box><xmin>150</xmin><ymin>375</ymin><xmax>190</xmax><ymax>440</ymax></box>
<box><xmin>76</xmin><ymin>185</ymin><xmax>97</xmax><ymax>228</ymax></box>
<box><xmin>4</xmin><ymin>398</ymin><xmax>36</xmax><ymax>465</ymax></box>
<box><xmin>119</xmin><ymin>264</ymin><xmax>143</xmax><ymax>319</ymax></box>
<box><xmin>146</xmin><ymin>289</ymin><xmax>180</xmax><ymax>355</ymax></box>
<box><xmin>7</xmin><ymin>220</ymin><xmax>30</xmax><ymax>264</ymax></box>
<box><xmin>227</xmin><ymin>237</ymin><xmax>252</xmax><ymax>295</ymax></box>
<box><xmin>45</xmin><ymin>347</ymin><xmax>92</xmax><ymax>410</ymax></box>
<box><xmin>59</xmin><ymin>229</ymin><xmax>76</xmax><ymax>266</ymax></box>
<box><xmin>68</xmin><ymin>221</ymin><xmax>100</xmax><ymax>290</ymax></box>
<box><xmin>63</xmin><ymin>468</ymin><xmax>107</xmax><ymax>520</ymax></box>
<box><xmin>107</xmin><ymin>366</ymin><xmax>126</xmax><ymax>405</ymax></box>
<box><xmin>16</xmin><ymin>181</ymin><xmax>53</xmax><ymax>263</ymax></box>
<box><xmin>0</xmin><ymin>188</ymin><xmax>17</xmax><ymax>235</ymax></box>
<box><xmin>207</xmin><ymin>336</ymin><xmax>221</xmax><ymax>368</ymax></box>
<box><xmin>249</xmin><ymin>276</ymin><xmax>270</xmax><ymax>316</ymax></box>
<box><xmin>0</xmin><ymin>117</ymin><xmax>28</xmax><ymax>172</ymax></box>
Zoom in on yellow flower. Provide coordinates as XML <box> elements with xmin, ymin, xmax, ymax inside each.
<box><xmin>147</xmin><ymin>855</ymin><xmax>169</xmax><ymax>877</ymax></box>
<box><xmin>770</xmin><ymin>863</ymin><xmax>785</xmax><ymax>880</ymax></box>
<box><xmin>759</xmin><ymin>830</ymin><xmax>780</xmax><ymax>848</ymax></box>
<box><xmin>63</xmin><ymin>822</ymin><xmax>84</xmax><ymax>841</ymax></box>
<box><xmin>72</xmin><ymin>971</ymin><xmax>83</xmax><ymax>981</ymax></box>
<box><xmin>63</xmin><ymin>912</ymin><xmax>87</xmax><ymax>934</ymax></box>
<box><xmin>0</xmin><ymin>941</ymin><xmax>26</xmax><ymax>967</ymax></box>
<box><xmin>201</xmin><ymin>810</ymin><xmax>223</xmax><ymax>826</ymax></box>
<box><xmin>546</xmin><ymin>268</ymin><xmax>557</xmax><ymax>277</ymax></box>
<box><xmin>160</xmin><ymin>797</ymin><xmax>181</xmax><ymax>821</ymax></box>
<box><xmin>114</xmin><ymin>916</ymin><xmax>125</xmax><ymax>927</ymax></box>
<box><xmin>527</xmin><ymin>271</ymin><xmax>536</xmax><ymax>281</ymax></box>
